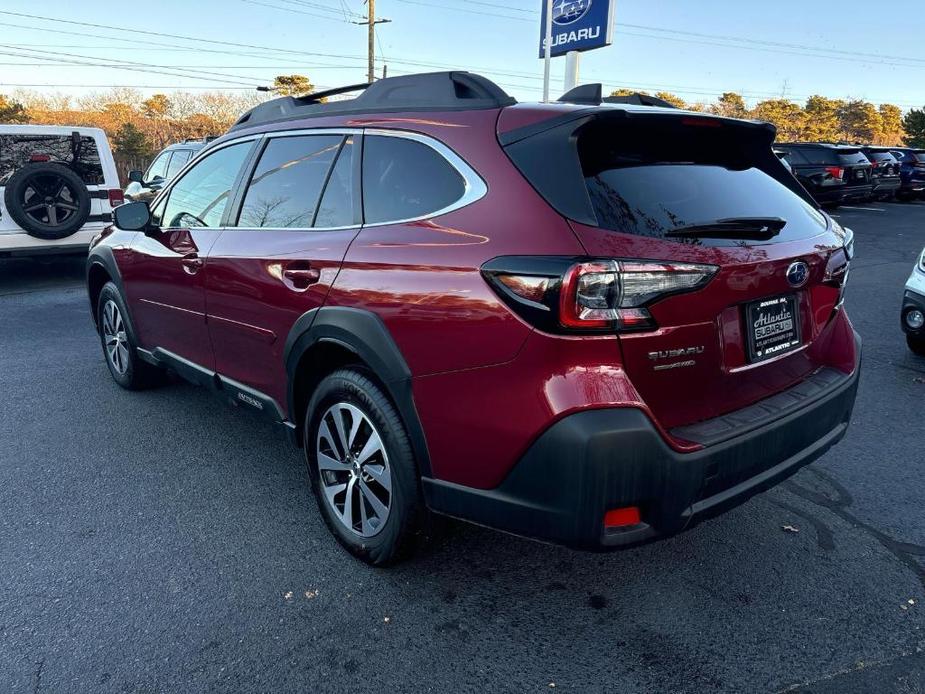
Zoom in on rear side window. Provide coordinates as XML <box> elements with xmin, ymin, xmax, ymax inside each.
<box><xmin>0</xmin><ymin>134</ymin><xmax>104</xmax><ymax>185</ymax></box>
<box><xmin>362</xmin><ymin>135</ymin><xmax>465</xmax><ymax>224</ymax></box>
<box><xmin>237</xmin><ymin>134</ymin><xmax>342</xmax><ymax>228</ymax></box>
<box><xmin>578</xmin><ymin>121</ymin><xmax>827</xmax><ymax>245</ymax></box>
<box><xmin>157</xmin><ymin>141</ymin><xmax>252</xmax><ymax>228</ymax></box>
<box><xmin>165</xmin><ymin>150</ymin><xmax>191</xmax><ymax>178</ymax></box>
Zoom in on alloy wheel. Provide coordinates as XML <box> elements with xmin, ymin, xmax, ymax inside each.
<box><xmin>20</xmin><ymin>173</ymin><xmax>80</xmax><ymax>227</ymax></box>
<box><xmin>316</xmin><ymin>402</ymin><xmax>392</xmax><ymax>537</ymax></box>
<box><xmin>102</xmin><ymin>300</ymin><xmax>130</xmax><ymax>376</ymax></box>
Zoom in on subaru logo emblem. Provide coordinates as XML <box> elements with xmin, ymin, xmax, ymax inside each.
<box><xmin>786</xmin><ymin>261</ymin><xmax>809</xmax><ymax>288</ymax></box>
<box><xmin>552</xmin><ymin>0</ymin><xmax>592</xmax><ymax>26</ymax></box>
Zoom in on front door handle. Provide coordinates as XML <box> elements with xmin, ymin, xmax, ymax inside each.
<box><xmin>180</xmin><ymin>253</ymin><xmax>203</xmax><ymax>275</ymax></box>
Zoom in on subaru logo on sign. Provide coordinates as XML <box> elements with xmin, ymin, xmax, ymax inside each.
<box><xmin>787</xmin><ymin>261</ymin><xmax>810</xmax><ymax>288</ymax></box>
<box><xmin>539</xmin><ymin>0</ymin><xmax>614</xmax><ymax>58</ymax></box>
<box><xmin>553</xmin><ymin>0</ymin><xmax>592</xmax><ymax>25</ymax></box>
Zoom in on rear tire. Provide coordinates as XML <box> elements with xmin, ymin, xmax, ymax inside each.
<box><xmin>304</xmin><ymin>369</ymin><xmax>427</xmax><ymax>566</ymax></box>
<box><xmin>96</xmin><ymin>282</ymin><xmax>165</xmax><ymax>390</ymax></box>
<box><xmin>908</xmin><ymin>334</ymin><xmax>925</xmax><ymax>356</ymax></box>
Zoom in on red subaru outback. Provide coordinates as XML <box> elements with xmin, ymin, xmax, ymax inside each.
<box><xmin>87</xmin><ymin>73</ymin><xmax>860</xmax><ymax>565</ymax></box>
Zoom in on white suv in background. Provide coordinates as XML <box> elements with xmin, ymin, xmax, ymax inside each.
<box><xmin>902</xmin><ymin>246</ymin><xmax>925</xmax><ymax>355</ymax></box>
<box><xmin>0</xmin><ymin>125</ymin><xmax>122</xmax><ymax>257</ymax></box>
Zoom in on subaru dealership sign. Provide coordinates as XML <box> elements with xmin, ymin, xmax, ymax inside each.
<box><xmin>538</xmin><ymin>0</ymin><xmax>615</xmax><ymax>58</ymax></box>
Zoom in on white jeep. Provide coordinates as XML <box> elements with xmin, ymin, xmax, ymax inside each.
<box><xmin>0</xmin><ymin>125</ymin><xmax>122</xmax><ymax>257</ymax></box>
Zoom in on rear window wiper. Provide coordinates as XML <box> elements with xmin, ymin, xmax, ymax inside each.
<box><xmin>664</xmin><ymin>217</ymin><xmax>787</xmax><ymax>240</ymax></box>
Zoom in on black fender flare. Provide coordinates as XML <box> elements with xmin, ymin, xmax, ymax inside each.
<box><xmin>285</xmin><ymin>306</ymin><xmax>432</xmax><ymax>477</ymax></box>
<box><xmin>86</xmin><ymin>245</ymin><xmax>139</xmax><ymax>342</ymax></box>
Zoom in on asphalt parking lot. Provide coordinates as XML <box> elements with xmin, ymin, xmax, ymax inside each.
<box><xmin>1</xmin><ymin>203</ymin><xmax>924</xmax><ymax>694</ymax></box>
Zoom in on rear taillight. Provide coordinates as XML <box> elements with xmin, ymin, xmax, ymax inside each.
<box><xmin>825</xmin><ymin>166</ymin><xmax>844</xmax><ymax>180</ymax></box>
<box><xmin>108</xmin><ymin>189</ymin><xmax>125</xmax><ymax>207</ymax></box>
<box><xmin>482</xmin><ymin>257</ymin><xmax>717</xmax><ymax>333</ymax></box>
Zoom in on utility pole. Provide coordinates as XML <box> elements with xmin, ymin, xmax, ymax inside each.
<box><xmin>354</xmin><ymin>0</ymin><xmax>391</xmax><ymax>83</ymax></box>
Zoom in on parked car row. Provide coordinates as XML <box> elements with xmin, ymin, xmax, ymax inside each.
<box><xmin>774</xmin><ymin>142</ymin><xmax>925</xmax><ymax>207</ymax></box>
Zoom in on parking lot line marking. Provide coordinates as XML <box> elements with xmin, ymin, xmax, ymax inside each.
<box><xmin>839</xmin><ymin>206</ymin><xmax>885</xmax><ymax>212</ymax></box>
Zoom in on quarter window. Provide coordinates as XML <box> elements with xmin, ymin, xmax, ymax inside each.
<box><xmin>237</xmin><ymin>135</ymin><xmax>342</xmax><ymax>228</ymax></box>
<box><xmin>314</xmin><ymin>136</ymin><xmax>357</xmax><ymax>228</ymax></box>
<box><xmin>158</xmin><ymin>142</ymin><xmax>251</xmax><ymax>229</ymax></box>
<box><xmin>362</xmin><ymin>135</ymin><xmax>465</xmax><ymax>224</ymax></box>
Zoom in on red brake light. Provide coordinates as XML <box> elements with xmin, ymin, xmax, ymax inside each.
<box><xmin>604</xmin><ymin>506</ymin><xmax>641</xmax><ymax>528</ymax></box>
<box><xmin>825</xmin><ymin>166</ymin><xmax>844</xmax><ymax>180</ymax></box>
<box><xmin>29</xmin><ymin>153</ymin><xmax>51</xmax><ymax>162</ymax></box>
<box><xmin>558</xmin><ymin>260</ymin><xmax>718</xmax><ymax>330</ymax></box>
<box><xmin>482</xmin><ymin>257</ymin><xmax>717</xmax><ymax>334</ymax></box>
<box><xmin>108</xmin><ymin>189</ymin><xmax>125</xmax><ymax>207</ymax></box>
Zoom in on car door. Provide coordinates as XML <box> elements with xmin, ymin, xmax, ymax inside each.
<box><xmin>205</xmin><ymin>131</ymin><xmax>361</xmax><ymax>410</ymax></box>
<box><xmin>122</xmin><ymin>139</ymin><xmax>256</xmax><ymax>371</ymax></box>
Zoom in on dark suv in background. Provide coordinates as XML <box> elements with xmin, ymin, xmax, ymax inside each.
<box><xmin>86</xmin><ymin>72</ymin><xmax>860</xmax><ymax>565</ymax></box>
<box><xmin>888</xmin><ymin>147</ymin><xmax>925</xmax><ymax>200</ymax></box>
<box><xmin>860</xmin><ymin>147</ymin><xmax>901</xmax><ymax>201</ymax></box>
<box><xmin>775</xmin><ymin>143</ymin><xmax>873</xmax><ymax>206</ymax></box>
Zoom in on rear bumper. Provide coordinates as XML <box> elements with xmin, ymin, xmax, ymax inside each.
<box><xmin>872</xmin><ymin>178</ymin><xmax>901</xmax><ymax>195</ymax></box>
<box><xmin>0</xmin><ymin>228</ymin><xmax>101</xmax><ymax>256</ymax></box>
<box><xmin>424</xmin><ymin>333</ymin><xmax>861</xmax><ymax>550</ymax></box>
<box><xmin>842</xmin><ymin>184</ymin><xmax>874</xmax><ymax>201</ymax></box>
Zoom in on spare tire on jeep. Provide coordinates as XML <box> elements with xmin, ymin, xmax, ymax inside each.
<box><xmin>3</xmin><ymin>162</ymin><xmax>91</xmax><ymax>239</ymax></box>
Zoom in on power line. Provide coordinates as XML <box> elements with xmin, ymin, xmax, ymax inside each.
<box><xmin>239</xmin><ymin>0</ymin><xmax>353</xmax><ymax>22</ymax></box>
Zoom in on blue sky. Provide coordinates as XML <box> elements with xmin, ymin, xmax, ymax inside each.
<box><xmin>1</xmin><ymin>0</ymin><xmax>924</xmax><ymax>108</ymax></box>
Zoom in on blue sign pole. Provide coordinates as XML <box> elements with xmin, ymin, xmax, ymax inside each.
<box><xmin>538</xmin><ymin>0</ymin><xmax>615</xmax><ymax>59</ymax></box>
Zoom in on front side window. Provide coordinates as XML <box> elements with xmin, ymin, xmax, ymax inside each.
<box><xmin>237</xmin><ymin>135</ymin><xmax>343</xmax><ymax>229</ymax></box>
<box><xmin>362</xmin><ymin>135</ymin><xmax>465</xmax><ymax>224</ymax></box>
<box><xmin>145</xmin><ymin>152</ymin><xmax>170</xmax><ymax>181</ymax></box>
<box><xmin>159</xmin><ymin>142</ymin><xmax>251</xmax><ymax>229</ymax></box>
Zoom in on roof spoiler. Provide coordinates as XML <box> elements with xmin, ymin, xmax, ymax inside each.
<box><xmin>558</xmin><ymin>84</ymin><xmax>679</xmax><ymax>109</ymax></box>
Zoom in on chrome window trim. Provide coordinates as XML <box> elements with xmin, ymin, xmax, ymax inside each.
<box><xmin>361</xmin><ymin>128</ymin><xmax>487</xmax><ymax>229</ymax></box>
<box><xmin>151</xmin><ymin>127</ymin><xmax>487</xmax><ymax>232</ymax></box>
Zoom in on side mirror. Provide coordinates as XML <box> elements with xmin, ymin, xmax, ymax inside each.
<box><xmin>113</xmin><ymin>201</ymin><xmax>154</xmax><ymax>232</ymax></box>
<box><xmin>128</xmin><ymin>169</ymin><xmax>144</xmax><ymax>184</ymax></box>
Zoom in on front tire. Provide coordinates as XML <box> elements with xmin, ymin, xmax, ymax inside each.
<box><xmin>96</xmin><ymin>282</ymin><xmax>164</xmax><ymax>390</ymax></box>
<box><xmin>304</xmin><ymin>369</ymin><xmax>426</xmax><ymax>566</ymax></box>
<box><xmin>908</xmin><ymin>334</ymin><xmax>925</xmax><ymax>356</ymax></box>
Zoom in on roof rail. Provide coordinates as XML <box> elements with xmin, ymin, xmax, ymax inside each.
<box><xmin>558</xmin><ymin>84</ymin><xmax>679</xmax><ymax>109</ymax></box>
<box><xmin>230</xmin><ymin>71</ymin><xmax>516</xmax><ymax>131</ymax></box>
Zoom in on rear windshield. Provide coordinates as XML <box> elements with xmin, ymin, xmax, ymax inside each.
<box><xmin>836</xmin><ymin>149</ymin><xmax>869</xmax><ymax>165</ymax></box>
<box><xmin>578</xmin><ymin>123</ymin><xmax>827</xmax><ymax>245</ymax></box>
<box><xmin>864</xmin><ymin>151</ymin><xmax>896</xmax><ymax>162</ymax></box>
<box><xmin>0</xmin><ymin>134</ymin><xmax>104</xmax><ymax>186</ymax></box>
<box><xmin>789</xmin><ymin>147</ymin><xmax>839</xmax><ymax>165</ymax></box>
<box><xmin>915</xmin><ymin>151</ymin><xmax>925</xmax><ymax>162</ymax></box>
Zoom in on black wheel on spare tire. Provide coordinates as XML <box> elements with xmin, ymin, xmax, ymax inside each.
<box><xmin>3</xmin><ymin>162</ymin><xmax>91</xmax><ymax>239</ymax></box>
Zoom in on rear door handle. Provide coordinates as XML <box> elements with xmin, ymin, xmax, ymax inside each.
<box><xmin>282</xmin><ymin>267</ymin><xmax>321</xmax><ymax>287</ymax></box>
<box><xmin>181</xmin><ymin>253</ymin><xmax>203</xmax><ymax>275</ymax></box>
